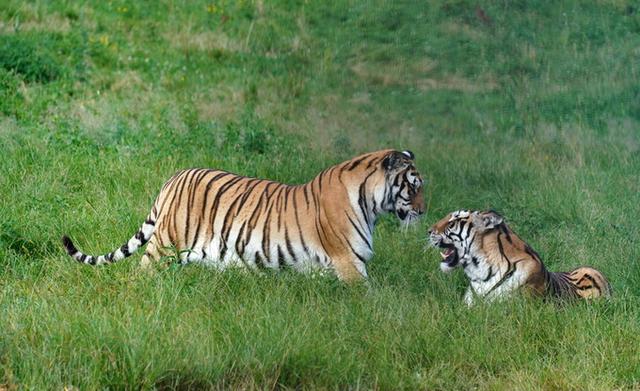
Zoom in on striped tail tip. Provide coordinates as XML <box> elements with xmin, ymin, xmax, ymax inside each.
<box><xmin>62</xmin><ymin>235</ymin><xmax>96</xmax><ymax>264</ymax></box>
<box><xmin>61</xmin><ymin>235</ymin><xmax>78</xmax><ymax>256</ymax></box>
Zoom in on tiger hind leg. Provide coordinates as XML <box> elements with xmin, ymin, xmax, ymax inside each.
<box><xmin>139</xmin><ymin>236</ymin><xmax>165</xmax><ymax>268</ymax></box>
<box><xmin>568</xmin><ymin>267</ymin><xmax>611</xmax><ymax>298</ymax></box>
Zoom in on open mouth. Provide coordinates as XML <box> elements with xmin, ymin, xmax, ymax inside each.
<box><xmin>438</xmin><ymin>244</ymin><xmax>459</xmax><ymax>268</ymax></box>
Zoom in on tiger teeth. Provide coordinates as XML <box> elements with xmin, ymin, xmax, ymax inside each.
<box><xmin>440</xmin><ymin>252</ymin><xmax>447</xmax><ymax>259</ymax></box>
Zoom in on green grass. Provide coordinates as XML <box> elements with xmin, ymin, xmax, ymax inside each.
<box><xmin>1</xmin><ymin>0</ymin><xmax>640</xmax><ymax>389</ymax></box>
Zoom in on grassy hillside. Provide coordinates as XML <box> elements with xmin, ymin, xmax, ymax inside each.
<box><xmin>1</xmin><ymin>0</ymin><xmax>639</xmax><ymax>389</ymax></box>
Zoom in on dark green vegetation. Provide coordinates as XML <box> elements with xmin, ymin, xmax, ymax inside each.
<box><xmin>1</xmin><ymin>0</ymin><xmax>639</xmax><ymax>389</ymax></box>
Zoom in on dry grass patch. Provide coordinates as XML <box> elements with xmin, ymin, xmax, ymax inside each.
<box><xmin>417</xmin><ymin>74</ymin><xmax>497</xmax><ymax>93</ymax></box>
<box><xmin>349</xmin><ymin>61</ymin><xmax>408</xmax><ymax>87</ymax></box>
<box><xmin>440</xmin><ymin>21</ymin><xmax>488</xmax><ymax>41</ymax></box>
<box><xmin>110</xmin><ymin>70</ymin><xmax>146</xmax><ymax>94</ymax></box>
<box><xmin>195</xmin><ymin>88</ymin><xmax>244</xmax><ymax>123</ymax></box>
<box><xmin>65</xmin><ymin>88</ymin><xmax>167</xmax><ymax>136</ymax></box>
<box><xmin>70</xmin><ymin>99</ymin><xmax>108</xmax><ymax>133</ymax></box>
<box><xmin>164</xmin><ymin>28</ymin><xmax>244</xmax><ymax>54</ymax></box>
<box><xmin>295</xmin><ymin>93</ymin><xmax>369</xmax><ymax>149</ymax></box>
<box><xmin>0</xmin><ymin>12</ymin><xmax>71</xmax><ymax>34</ymax></box>
<box><xmin>293</xmin><ymin>93</ymin><xmax>428</xmax><ymax>152</ymax></box>
<box><xmin>350</xmin><ymin>59</ymin><xmax>496</xmax><ymax>93</ymax></box>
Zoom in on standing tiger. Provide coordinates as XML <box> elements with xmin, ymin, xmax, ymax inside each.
<box><xmin>62</xmin><ymin>149</ymin><xmax>425</xmax><ymax>281</ymax></box>
<box><xmin>428</xmin><ymin>210</ymin><xmax>611</xmax><ymax>305</ymax></box>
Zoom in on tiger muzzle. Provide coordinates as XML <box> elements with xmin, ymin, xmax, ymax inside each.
<box><xmin>429</xmin><ymin>235</ymin><xmax>459</xmax><ymax>270</ymax></box>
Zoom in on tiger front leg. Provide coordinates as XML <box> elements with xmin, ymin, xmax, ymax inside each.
<box><xmin>331</xmin><ymin>255</ymin><xmax>368</xmax><ymax>282</ymax></box>
<box><xmin>481</xmin><ymin>279</ymin><xmax>522</xmax><ymax>304</ymax></box>
<box><xmin>463</xmin><ymin>287</ymin><xmax>476</xmax><ymax>307</ymax></box>
<box><xmin>465</xmin><ymin>279</ymin><xmax>520</xmax><ymax>306</ymax></box>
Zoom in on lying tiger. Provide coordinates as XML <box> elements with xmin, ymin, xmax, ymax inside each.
<box><xmin>429</xmin><ymin>210</ymin><xmax>611</xmax><ymax>305</ymax></box>
<box><xmin>62</xmin><ymin>149</ymin><xmax>425</xmax><ymax>281</ymax></box>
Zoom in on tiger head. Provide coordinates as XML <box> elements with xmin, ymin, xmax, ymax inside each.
<box><xmin>380</xmin><ymin>150</ymin><xmax>425</xmax><ymax>225</ymax></box>
<box><xmin>428</xmin><ymin>210</ymin><xmax>503</xmax><ymax>272</ymax></box>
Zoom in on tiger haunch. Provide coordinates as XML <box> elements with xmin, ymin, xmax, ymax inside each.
<box><xmin>62</xmin><ymin>149</ymin><xmax>425</xmax><ymax>281</ymax></box>
<box><xmin>428</xmin><ymin>210</ymin><xmax>611</xmax><ymax>305</ymax></box>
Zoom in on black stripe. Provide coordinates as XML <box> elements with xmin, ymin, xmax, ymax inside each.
<box><xmin>292</xmin><ymin>187</ymin><xmax>310</xmax><ymax>256</ymax></box>
<box><xmin>220</xmin><ymin>179</ymin><xmax>262</xmax><ymax>248</ymax></box>
<box><xmin>186</xmin><ymin>169</ymin><xmax>217</xmax><ymax>250</ymax></box>
<box><xmin>245</xmin><ymin>184</ymin><xmax>271</xmax><ymax>245</ymax></box>
<box><xmin>303</xmin><ymin>184</ymin><xmax>310</xmax><ymax>207</ymax></box>
<box><xmin>235</xmin><ymin>179</ymin><xmax>262</xmax><ymax>212</ymax></box>
<box><xmin>284</xmin><ymin>226</ymin><xmax>297</xmax><ymax>263</ymax></box>
<box><xmin>185</xmin><ymin>169</ymin><xmax>210</xmax><ymax>247</ymax></box>
<box><xmin>156</xmin><ymin>171</ymin><xmax>191</xmax><ymax>237</ymax></box>
<box><xmin>155</xmin><ymin>170</ymin><xmax>190</xmax><ymax>215</ymax></box>
<box><xmin>317</xmin><ymin>168</ymin><xmax>328</xmax><ymax>191</ymax></box>
<box><xmin>357</xmin><ymin>170</ymin><xmax>377</xmax><ymax>227</ymax></box>
<box><xmin>310</xmin><ymin>181</ymin><xmax>330</xmax><ymax>253</ymax></box>
<box><xmin>219</xmin><ymin>242</ymin><xmax>228</xmax><ymax>262</ymax></box>
<box><xmin>328</xmin><ymin>166</ymin><xmax>337</xmax><ymax>181</ymax></box>
<box><xmin>198</xmin><ymin>171</ymin><xmax>232</xmax><ymax>225</ymax></box>
<box><xmin>459</xmin><ymin>220</ymin><xmax>467</xmax><ymax>233</ymax></box>
<box><xmin>170</xmin><ymin>169</ymin><xmax>198</xmax><ymax>242</ymax></box>
<box><xmin>496</xmin><ymin>233</ymin><xmax>506</xmax><ymax>261</ymax></box>
<box><xmin>499</xmin><ymin>224</ymin><xmax>512</xmax><ymax>243</ymax></box>
<box><xmin>483</xmin><ymin>266</ymin><xmax>494</xmax><ymax>282</ymax></box>
<box><xmin>347</xmin><ymin>214</ymin><xmax>370</xmax><ymax>249</ymax></box>
<box><xmin>235</xmin><ymin>220</ymin><xmax>248</xmax><ymax>257</ymax></box>
<box><xmin>346</xmin><ymin>156</ymin><xmax>368</xmax><ymax>171</ymax></box>
<box><xmin>524</xmin><ymin>244</ymin><xmax>541</xmax><ymax>261</ymax></box>
<box><xmin>277</xmin><ymin>245</ymin><xmax>286</xmax><ymax>268</ymax></box>
<box><xmin>341</xmin><ymin>233</ymin><xmax>367</xmax><ymax>263</ymax></box>
<box><xmin>255</xmin><ymin>251</ymin><xmax>266</xmax><ymax>269</ymax></box>
<box><xmin>449</xmin><ymin>228</ymin><xmax>463</xmax><ymax>241</ymax></box>
<box><xmin>283</xmin><ymin>186</ymin><xmax>292</xmax><ymax>211</ymax></box>
<box><xmin>208</xmin><ymin>176</ymin><xmax>245</xmax><ymax>237</ymax></box>
<box><xmin>219</xmin><ymin>194</ymin><xmax>246</xmax><ymax>257</ymax></box>
<box><xmin>276</xmin><ymin>185</ymin><xmax>286</xmax><ymax>231</ymax></box>
<box><xmin>580</xmin><ymin>273</ymin><xmax>601</xmax><ymax>292</ymax></box>
<box><xmin>120</xmin><ymin>244</ymin><xmax>131</xmax><ymax>257</ymax></box>
<box><xmin>262</xmin><ymin>201</ymin><xmax>275</xmax><ymax>261</ymax></box>
<box><xmin>463</xmin><ymin>221</ymin><xmax>473</xmax><ymax>238</ymax></box>
<box><xmin>367</xmin><ymin>156</ymin><xmax>380</xmax><ymax>169</ymax></box>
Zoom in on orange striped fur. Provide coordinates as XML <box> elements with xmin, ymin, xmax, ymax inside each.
<box><xmin>63</xmin><ymin>149</ymin><xmax>425</xmax><ymax>281</ymax></box>
<box><xmin>429</xmin><ymin>210</ymin><xmax>611</xmax><ymax>305</ymax></box>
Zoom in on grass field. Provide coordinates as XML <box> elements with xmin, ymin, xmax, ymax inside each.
<box><xmin>1</xmin><ymin>0</ymin><xmax>640</xmax><ymax>389</ymax></box>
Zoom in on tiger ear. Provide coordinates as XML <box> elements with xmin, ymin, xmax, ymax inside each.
<box><xmin>401</xmin><ymin>150</ymin><xmax>415</xmax><ymax>160</ymax></box>
<box><xmin>473</xmin><ymin>210</ymin><xmax>504</xmax><ymax>231</ymax></box>
<box><xmin>383</xmin><ymin>151</ymin><xmax>412</xmax><ymax>171</ymax></box>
